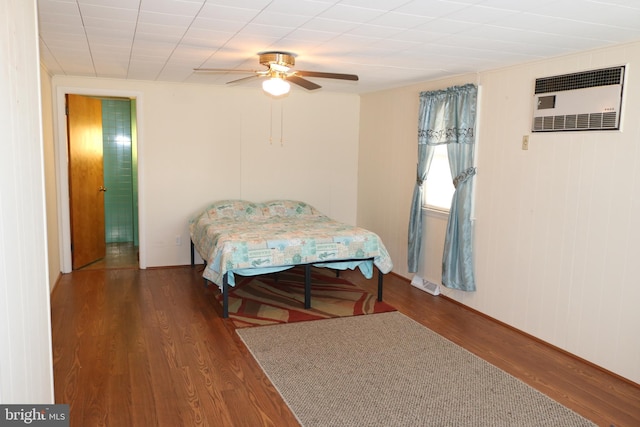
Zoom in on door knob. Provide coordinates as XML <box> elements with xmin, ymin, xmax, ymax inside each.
<box><xmin>99</xmin><ymin>186</ymin><xmax>108</xmax><ymax>192</ymax></box>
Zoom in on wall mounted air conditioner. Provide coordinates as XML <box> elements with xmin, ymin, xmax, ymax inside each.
<box><xmin>532</xmin><ymin>66</ymin><xmax>625</xmax><ymax>132</ymax></box>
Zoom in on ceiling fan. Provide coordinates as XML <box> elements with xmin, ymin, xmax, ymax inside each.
<box><xmin>194</xmin><ymin>51</ymin><xmax>359</xmax><ymax>96</ymax></box>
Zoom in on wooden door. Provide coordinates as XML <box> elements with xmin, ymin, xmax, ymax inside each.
<box><xmin>67</xmin><ymin>94</ymin><xmax>106</xmax><ymax>269</ymax></box>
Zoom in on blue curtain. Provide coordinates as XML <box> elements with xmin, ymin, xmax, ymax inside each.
<box><xmin>407</xmin><ymin>98</ymin><xmax>437</xmax><ymax>272</ymax></box>
<box><xmin>409</xmin><ymin>84</ymin><xmax>477</xmax><ymax>291</ymax></box>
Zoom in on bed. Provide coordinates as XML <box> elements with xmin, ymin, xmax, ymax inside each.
<box><xmin>189</xmin><ymin>200</ymin><xmax>393</xmax><ymax>318</ymax></box>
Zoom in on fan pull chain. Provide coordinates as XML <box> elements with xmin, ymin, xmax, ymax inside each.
<box><xmin>268</xmin><ymin>99</ymin><xmax>285</xmax><ymax>146</ymax></box>
<box><xmin>269</xmin><ymin>99</ymin><xmax>273</xmax><ymax>145</ymax></box>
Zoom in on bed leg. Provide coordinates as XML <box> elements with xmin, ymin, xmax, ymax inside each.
<box><xmin>377</xmin><ymin>268</ymin><xmax>383</xmax><ymax>302</ymax></box>
<box><xmin>222</xmin><ymin>274</ymin><xmax>229</xmax><ymax>318</ymax></box>
<box><xmin>202</xmin><ymin>260</ymin><xmax>208</xmax><ymax>287</ymax></box>
<box><xmin>190</xmin><ymin>240</ymin><xmax>194</xmax><ymax>267</ymax></box>
<box><xmin>304</xmin><ymin>265</ymin><xmax>311</xmax><ymax>309</ymax></box>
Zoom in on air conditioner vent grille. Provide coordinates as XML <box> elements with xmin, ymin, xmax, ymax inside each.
<box><xmin>534</xmin><ymin>66</ymin><xmax>623</xmax><ymax>94</ymax></box>
<box><xmin>533</xmin><ymin>111</ymin><xmax>618</xmax><ymax>131</ymax></box>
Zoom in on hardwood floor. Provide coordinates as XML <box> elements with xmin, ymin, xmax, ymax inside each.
<box><xmin>50</xmin><ymin>266</ymin><xmax>640</xmax><ymax>427</ymax></box>
<box><xmin>78</xmin><ymin>242</ymin><xmax>139</xmax><ymax>271</ymax></box>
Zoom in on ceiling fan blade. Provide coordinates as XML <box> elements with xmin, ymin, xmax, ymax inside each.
<box><xmin>295</xmin><ymin>70</ymin><xmax>359</xmax><ymax>81</ymax></box>
<box><xmin>287</xmin><ymin>76</ymin><xmax>322</xmax><ymax>90</ymax></box>
<box><xmin>226</xmin><ymin>75</ymin><xmax>261</xmax><ymax>85</ymax></box>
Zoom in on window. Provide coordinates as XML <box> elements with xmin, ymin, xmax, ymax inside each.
<box><xmin>423</xmin><ymin>145</ymin><xmax>454</xmax><ymax>211</ymax></box>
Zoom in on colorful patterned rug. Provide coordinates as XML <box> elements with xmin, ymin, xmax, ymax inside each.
<box><xmin>216</xmin><ymin>267</ymin><xmax>396</xmax><ymax>328</ymax></box>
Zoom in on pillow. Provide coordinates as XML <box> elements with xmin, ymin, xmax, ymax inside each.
<box><xmin>262</xmin><ymin>200</ymin><xmax>318</xmax><ymax>217</ymax></box>
<box><xmin>204</xmin><ymin>200</ymin><xmax>264</xmax><ymax>220</ymax></box>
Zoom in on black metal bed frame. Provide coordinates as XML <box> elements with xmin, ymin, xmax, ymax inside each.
<box><xmin>191</xmin><ymin>240</ymin><xmax>384</xmax><ymax>318</ymax></box>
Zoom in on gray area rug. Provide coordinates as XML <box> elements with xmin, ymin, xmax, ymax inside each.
<box><xmin>237</xmin><ymin>311</ymin><xmax>595</xmax><ymax>426</ymax></box>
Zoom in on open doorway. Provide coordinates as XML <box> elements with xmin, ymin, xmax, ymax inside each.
<box><xmin>66</xmin><ymin>94</ymin><xmax>139</xmax><ymax>270</ymax></box>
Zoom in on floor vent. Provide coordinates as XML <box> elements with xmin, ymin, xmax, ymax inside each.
<box><xmin>411</xmin><ymin>275</ymin><xmax>441</xmax><ymax>296</ymax></box>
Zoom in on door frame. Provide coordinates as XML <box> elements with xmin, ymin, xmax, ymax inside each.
<box><xmin>54</xmin><ymin>86</ymin><xmax>146</xmax><ymax>272</ymax></box>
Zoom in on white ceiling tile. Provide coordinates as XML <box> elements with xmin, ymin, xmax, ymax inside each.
<box><xmin>56</xmin><ymin>56</ymin><xmax>96</xmax><ymax>71</ymax></box>
<box><xmin>78</xmin><ymin>0</ymin><xmax>140</xmax><ymax>8</ymax></box>
<box><xmin>36</xmin><ymin>0</ymin><xmax>640</xmax><ymax>94</ymax></box>
<box><xmin>241</xmin><ymin>23</ymin><xmax>296</xmax><ymax>38</ymax></box>
<box><xmin>131</xmin><ymin>40</ymin><xmax>176</xmax><ymax>57</ymax></box>
<box><xmin>190</xmin><ymin>16</ymin><xmax>248</xmax><ymax>33</ymax></box>
<box><xmin>596</xmin><ymin>0</ymin><xmax>640</xmax><ymax>7</ymax></box>
<box><xmin>264</xmin><ymin>0</ymin><xmax>332</xmax><ymax>17</ymax></box>
<box><xmin>531</xmin><ymin>1</ymin><xmax>614</xmax><ymax>22</ymax></box>
<box><xmin>41</xmin><ymin>39</ymin><xmax>90</xmax><ymax>51</ymax></box>
<box><xmin>366</xmin><ymin>37</ymin><xmax>422</xmax><ymax>53</ymax></box>
<box><xmin>82</xmin><ymin>16</ymin><xmax>137</xmax><ymax>31</ymax></box>
<box><xmin>394</xmin><ymin>0</ymin><xmax>469</xmax><ymax>18</ymax></box>
<box><xmin>367</xmin><ymin>12</ymin><xmax>435</xmax><ymax>29</ymax></box>
<box><xmin>126</xmin><ymin>67</ymin><xmax>162</xmax><ymax>80</ymax></box>
<box><xmin>390</xmin><ymin>29</ymin><xmax>445</xmax><ymax>44</ymax></box>
<box><xmin>93</xmin><ymin>60</ymin><xmax>129</xmax><ymax>75</ymax></box>
<box><xmin>283</xmin><ymin>27</ymin><xmax>340</xmax><ymax>44</ymax></box>
<box><xmin>219</xmin><ymin>33</ymin><xmax>282</xmax><ymax>52</ymax></box>
<box><xmin>166</xmin><ymin>46</ymin><xmax>214</xmax><ymax>63</ymax></box>
<box><xmin>138</xmin><ymin>11</ymin><xmax>195</xmax><ymax>26</ymax></box>
<box><xmin>156</xmin><ymin>68</ymin><xmax>195</xmax><ymax>82</ymax></box>
<box><xmin>140</xmin><ymin>0</ymin><xmax>204</xmax><ymax>16</ymax></box>
<box><xmin>346</xmin><ymin>24</ymin><xmax>403</xmax><ymax>39</ymax></box>
<box><xmin>318</xmin><ymin>34</ymin><xmax>379</xmax><ymax>53</ymax></box>
<box><xmin>337</xmin><ymin>0</ymin><xmax>413</xmax><ymax>11</ymax></box>
<box><xmin>198</xmin><ymin>52</ymin><xmax>256</xmax><ymax>70</ymax></box>
<box><xmin>38</xmin><ymin>23</ymin><xmax>86</xmax><ymax>38</ymax></box>
<box><xmin>90</xmin><ymin>46</ymin><xmax>132</xmax><ymax>58</ymax></box>
<box><xmin>443</xmin><ymin>5</ymin><xmax>519</xmax><ymax>24</ymax></box>
<box><xmin>37</xmin><ymin>0</ymin><xmax>79</xmax><ymax>15</ymax></box>
<box><xmin>200</xmin><ymin>0</ymin><xmax>270</xmax><ymax>9</ymax></box>
<box><xmin>413</xmin><ymin>18</ymin><xmax>474</xmax><ymax>35</ymax></box>
<box><xmin>39</xmin><ymin>54</ymin><xmax>65</xmax><ymax>75</ymax></box>
<box><xmin>135</xmin><ymin>23</ymin><xmax>188</xmax><ymax>39</ymax></box>
<box><xmin>38</xmin><ymin>11</ymin><xmax>84</xmax><ymax>26</ymax></box>
<box><xmin>84</xmin><ymin>27</ymin><xmax>135</xmax><ymax>41</ymax></box>
<box><xmin>304</xmin><ymin>17</ymin><xmax>360</xmax><ymax>33</ymax></box>
<box><xmin>196</xmin><ymin>3</ymin><xmax>263</xmax><ymax>20</ymax></box>
<box><xmin>183</xmin><ymin>25</ymin><xmax>234</xmax><ymax>39</ymax></box>
<box><xmin>181</xmin><ymin>36</ymin><xmax>233</xmax><ymax>50</ymax></box>
<box><xmin>251</xmin><ymin>10</ymin><xmax>314</xmax><ymax>28</ymax></box>
<box><xmin>318</xmin><ymin>4</ymin><xmax>387</xmax><ymax>23</ymax></box>
<box><xmin>476</xmin><ymin>0</ymin><xmax>558</xmax><ymax>13</ymax></box>
<box><xmin>78</xmin><ymin>4</ymin><xmax>138</xmax><ymax>20</ymax></box>
<box><xmin>126</xmin><ymin>61</ymin><xmax>167</xmax><ymax>77</ymax></box>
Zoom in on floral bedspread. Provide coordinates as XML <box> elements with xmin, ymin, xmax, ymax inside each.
<box><xmin>189</xmin><ymin>200</ymin><xmax>393</xmax><ymax>288</ymax></box>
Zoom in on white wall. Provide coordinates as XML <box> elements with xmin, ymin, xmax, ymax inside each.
<box><xmin>51</xmin><ymin>76</ymin><xmax>360</xmax><ymax>269</ymax></box>
<box><xmin>0</xmin><ymin>0</ymin><xmax>55</xmax><ymax>403</ymax></box>
<box><xmin>40</xmin><ymin>65</ymin><xmax>60</xmax><ymax>291</ymax></box>
<box><xmin>358</xmin><ymin>41</ymin><xmax>640</xmax><ymax>384</ymax></box>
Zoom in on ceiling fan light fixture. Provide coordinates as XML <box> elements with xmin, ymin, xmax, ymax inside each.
<box><xmin>195</xmin><ymin>51</ymin><xmax>358</xmax><ymax>93</ymax></box>
<box><xmin>270</xmin><ymin>63</ymin><xmax>290</xmax><ymax>73</ymax></box>
<box><xmin>262</xmin><ymin>77</ymin><xmax>290</xmax><ymax>97</ymax></box>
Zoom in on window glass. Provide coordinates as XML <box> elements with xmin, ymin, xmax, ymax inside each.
<box><xmin>424</xmin><ymin>145</ymin><xmax>454</xmax><ymax>210</ymax></box>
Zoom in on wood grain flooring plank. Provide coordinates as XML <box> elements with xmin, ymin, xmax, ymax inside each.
<box><xmin>128</xmin><ymin>352</ymin><xmax>160</xmax><ymax>427</ymax></box>
<box><xmin>50</xmin><ymin>265</ymin><xmax>639</xmax><ymax>427</ymax></box>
